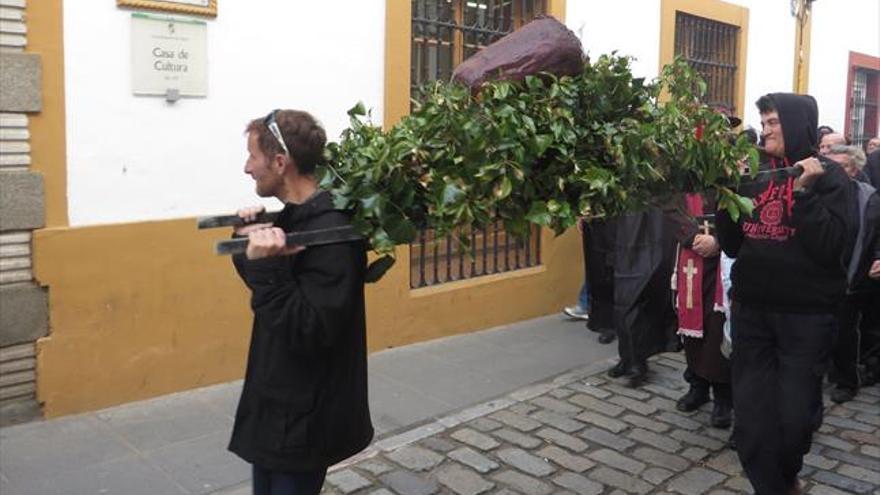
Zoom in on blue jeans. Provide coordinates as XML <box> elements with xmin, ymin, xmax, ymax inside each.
<box><xmin>578</xmin><ymin>282</ymin><xmax>590</xmax><ymax>310</ymax></box>
<box><xmin>252</xmin><ymin>465</ymin><xmax>327</xmax><ymax>495</ymax></box>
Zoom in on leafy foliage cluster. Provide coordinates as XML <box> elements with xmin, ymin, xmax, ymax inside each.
<box><xmin>319</xmin><ymin>55</ymin><xmax>757</xmax><ymax>263</ymax></box>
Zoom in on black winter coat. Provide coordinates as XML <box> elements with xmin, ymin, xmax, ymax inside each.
<box><xmin>228</xmin><ymin>191</ymin><xmax>373</xmax><ymax>472</ymax></box>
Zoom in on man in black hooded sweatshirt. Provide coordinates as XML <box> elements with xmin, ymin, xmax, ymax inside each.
<box><xmin>716</xmin><ymin>93</ymin><xmax>856</xmax><ymax>495</ymax></box>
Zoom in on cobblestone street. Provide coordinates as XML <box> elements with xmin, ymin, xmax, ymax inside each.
<box><xmin>319</xmin><ymin>353</ymin><xmax>880</xmax><ymax>495</ymax></box>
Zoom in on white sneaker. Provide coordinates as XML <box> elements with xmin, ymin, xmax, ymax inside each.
<box><xmin>563</xmin><ymin>305</ymin><xmax>589</xmax><ymax>321</ymax></box>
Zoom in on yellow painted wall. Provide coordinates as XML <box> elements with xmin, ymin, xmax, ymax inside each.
<box><xmin>34</xmin><ymin>222</ymin><xmax>581</xmax><ymax>417</ymax></box>
<box><xmin>27</xmin><ymin>0</ymin><xmax>68</xmax><ymax>227</ymax></box>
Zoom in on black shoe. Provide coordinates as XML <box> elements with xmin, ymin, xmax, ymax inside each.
<box><xmin>711</xmin><ymin>401</ymin><xmax>732</xmax><ymax>429</ymax></box>
<box><xmin>624</xmin><ymin>364</ymin><xmax>648</xmax><ymax>388</ymax></box>
<box><xmin>676</xmin><ymin>386</ymin><xmax>710</xmax><ymax>412</ymax></box>
<box><xmin>607</xmin><ymin>361</ymin><xmax>631</xmax><ymax>378</ymax></box>
<box><xmin>830</xmin><ymin>387</ymin><xmax>856</xmax><ymax>404</ymax></box>
<box><xmin>598</xmin><ymin>330</ymin><xmax>616</xmax><ymax>344</ymax></box>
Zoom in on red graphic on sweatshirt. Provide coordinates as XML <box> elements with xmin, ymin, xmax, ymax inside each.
<box><xmin>743</xmin><ymin>178</ymin><xmax>797</xmax><ymax>242</ymax></box>
<box><xmin>760</xmin><ymin>200</ymin><xmax>784</xmax><ymax>226</ymax></box>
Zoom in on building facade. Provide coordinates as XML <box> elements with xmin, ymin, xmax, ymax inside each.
<box><xmin>1</xmin><ymin>0</ymin><xmax>877</xmax><ymax>420</ymax></box>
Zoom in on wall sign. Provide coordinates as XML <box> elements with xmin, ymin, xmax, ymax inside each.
<box><xmin>131</xmin><ymin>13</ymin><xmax>208</xmax><ymax>97</ymax></box>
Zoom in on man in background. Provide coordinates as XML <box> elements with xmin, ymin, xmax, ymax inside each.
<box><xmin>818</xmin><ymin>131</ymin><xmax>847</xmax><ymax>155</ymax></box>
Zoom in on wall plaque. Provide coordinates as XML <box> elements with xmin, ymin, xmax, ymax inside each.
<box><xmin>131</xmin><ymin>13</ymin><xmax>208</xmax><ymax>97</ymax></box>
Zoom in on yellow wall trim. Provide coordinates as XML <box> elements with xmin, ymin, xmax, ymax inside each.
<box><xmin>26</xmin><ymin>0</ymin><xmax>68</xmax><ymax>227</ymax></box>
<box><xmin>34</xmin><ymin>219</ymin><xmax>580</xmax><ymax>417</ymax></box>
<box><xmin>383</xmin><ymin>0</ymin><xmax>411</xmax><ymax>130</ymax></box>
<box><xmin>659</xmin><ymin>0</ymin><xmax>749</xmax><ymax>116</ymax></box>
<box><xmin>548</xmin><ymin>0</ymin><xmax>567</xmax><ymax>22</ymax></box>
<box><xmin>411</xmin><ymin>265</ymin><xmax>546</xmax><ymax>298</ymax></box>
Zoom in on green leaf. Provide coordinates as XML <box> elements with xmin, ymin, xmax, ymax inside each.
<box><xmin>332</xmin><ymin>192</ymin><xmax>350</xmax><ymax>210</ymax></box>
<box><xmin>442</xmin><ymin>183</ymin><xmax>465</xmax><ymax>206</ymax></box>
<box><xmin>370</xmin><ymin>227</ymin><xmax>394</xmax><ymax>252</ymax></box>
<box><xmin>534</xmin><ymin>134</ymin><xmax>553</xmax><ymax>156</ymax></box>
<box><xmin>385</xmin><ymin>214</ymin><xmax>417</xmax><ymax>243</ymax></box>
<box><xmin>493</xmin><ymin>83</ymin><xmax>511</xmax><ymax>100</ymax></box>
<box><xmin>734</xmin><ymin>194</ymin><xmax>754</xmax><ymax>218</ymax></box>
<box><xmin>360</xmin><ymin>193</ymin><xmax>382</xmax><ymax>217</ymax></box>
<box><xmin>348</xmin><ymin>101</ymin><xmax>367</xmax><ymax>117</ymax></box>
<box><xmin>525</xmin><ymin>201</ymin><xmax>552</xmax><ymax>226</ymax></box>
<box><xmin>494</xmin><ymin>176</ymin><xmax>512</xmax><ymax>199</ymax></box>
<box><xmin>525</xmin><ymin>75</ymin><xmax>544</xmax><ymax>91</ymax></box>
<box><xmin>365</xmin><ymin>255</ymin><xmax>396</xmax><ymax>283</ymax></box>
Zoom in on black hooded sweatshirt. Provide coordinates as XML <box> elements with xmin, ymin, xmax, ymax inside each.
<box><xmin>228</xmin><ymin>191</ymin><xmax>373</xmax><ymax>471</ymax></box>
<box><xmin>716</xmin><ymin>93</ymin><xmax>857</xmax><ymax>311</ymax></box>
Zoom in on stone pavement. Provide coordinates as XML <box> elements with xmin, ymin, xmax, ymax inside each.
<box><xmin>306</xmin><ymin>352</ymin><xmax>880</xmax><ymax>495</ymax></box>
<box><xmin>3</xmin><ymin>314</ymin><xmax>879</xmax><ymax>495</ymax></box>
<box><xmin>0</xmin><ymin>314</ymin><xmax>616</xmax><ymax>495</ymax></box>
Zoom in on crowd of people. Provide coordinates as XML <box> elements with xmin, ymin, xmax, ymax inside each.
<box><xmin>565</xmin><ymin>93</ymin><xmax>880</xmax><ymax>494</ymax></box>
<box><xmin>226</xmin><ymin>94</ymin><xmax>878</xmax><ymax>494</ymax></box>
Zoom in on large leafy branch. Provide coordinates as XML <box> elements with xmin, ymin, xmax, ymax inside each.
<box><xmin>319</xmin><ymin>55</ymin><xmax>756</xmax><ymax>264</ymax></box>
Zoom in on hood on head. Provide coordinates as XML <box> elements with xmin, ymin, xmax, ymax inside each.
<box><xmin>764</xmin><ymin>93</ymin><xmax>818</xmax><ymax>163</ymax></box>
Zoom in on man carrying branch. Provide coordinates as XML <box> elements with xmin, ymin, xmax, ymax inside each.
<box><xmin>227</xmin><ymin>109</ymin><xmax>373</xmax><ymax>495</ymax></box>
<box><xmin>716</xmin><ymin>93</ymin><xmax>857</xmax><ymax>495</ymax></box>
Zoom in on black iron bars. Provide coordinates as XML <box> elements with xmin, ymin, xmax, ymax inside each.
<box><xmin>197</xmin><ymin>212</ymin><xmax>363</xmax><ymax>256</ymax></box>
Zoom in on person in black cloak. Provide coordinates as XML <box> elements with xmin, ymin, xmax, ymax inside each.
<box><xmin>584</xmin><ymin>217</ymin><xmax>617</xmax><ymax>344</ymax></box>
<box><xmin>228</xmin><ymin>109</ymin><xmax>373</xmax><ymax>495</ymax></box>
<box><xmin>606</xmin><ymin>206</ymin><xmax>679</xmax><ymax>388</ymax></box>
<box><xmin>865</xmin><ymin>148</ymin><xmax>880</xmax><ymax>188</ymax></box>
<box><xmin>716</xmin><ymin>93</ymin><xmax>857</xmax><ymax>495</ymax></box>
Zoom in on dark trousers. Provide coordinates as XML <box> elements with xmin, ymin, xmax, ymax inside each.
<box><xmin>833</xmin><ymin>295</ymin><xmax>862</xmax><ymax>390</ymax></box>
<box><xmin>731</xmin><ymin>302</ymin><xmax>835</xmax><ymax>495</ymax></box>
<box><xmin>253</xmin><ymin>465</ymin><xmax>327</xmax><ymax>495</ymax></box>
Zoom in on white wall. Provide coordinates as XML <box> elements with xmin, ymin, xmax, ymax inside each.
<box><xmin>565</xmin><ymin>1</ymin><xmax>661</xmax><ymax>81</ymax></box>
<box><xmin>64</xmin><ymin>1</ymin><xmax>386</xmax><ymax>226</ymax></box>
<box><xmin>565</xmin><ymin>0</ymin><xmax>796</xmax><ymax>131</ymax></box>
<box><xmin>735</xmin><ymin>0</ymin><xmax>796</xmax><ymax>130</ymax></box>
<box><xmin>808</xmin><ymin>0</ymin><xmax>880</xmax><ymax>133</ymax></box>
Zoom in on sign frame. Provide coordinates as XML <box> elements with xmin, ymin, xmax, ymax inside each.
<box><xmin>118</xmin><ymin>0</ymin><xmax>217</xmax><ymax>18</ymax></box>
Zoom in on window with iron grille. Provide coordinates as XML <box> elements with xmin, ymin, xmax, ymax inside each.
<box><xmin>411</xmin><ymin>0</ymin><xmax>547</xmax><ymax>99</ymax></box>
<box><xmin>848</xmin><ymin>68</ymin><xmax>879</xmax><ymax>148</ymax></box>
<box><xmin>409</xmin><ymin>0</ymin><xmax>546</xmax><ymax>288</ymax></box>
<box><xmin>674</xmin><ymin>12</ymin><xmax>739</xmax><ymax>113</ymax></box>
